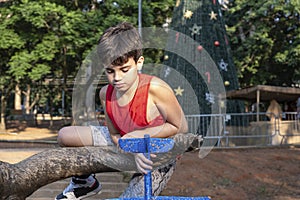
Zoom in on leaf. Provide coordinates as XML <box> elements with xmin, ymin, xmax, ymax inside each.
<box><xmin>29</xmin><ymin>64</ymin><xmax>51</xmax><ymax>81</ymax></box>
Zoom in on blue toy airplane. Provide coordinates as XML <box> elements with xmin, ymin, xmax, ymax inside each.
<box><xmin>108</xmin><ymin>134</ymin><xmax>211</xmax><ymax>200</ymax></box>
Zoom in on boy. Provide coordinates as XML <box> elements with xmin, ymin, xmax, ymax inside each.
<box><xmin>55</xmin><ymin>22</ymin><xmax>189</xmax><ymax>200</ymax></box>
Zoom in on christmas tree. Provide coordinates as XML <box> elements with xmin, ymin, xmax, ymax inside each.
<box><xmin>162</xmin><ymin>0</ymin><xmax>243</xmax><ymax>116</ymax></box>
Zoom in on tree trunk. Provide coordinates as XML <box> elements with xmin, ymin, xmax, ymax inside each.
<box><xmin>0</xmin><ymin>83</ymin><xmax>14</xmax><ymax>130</ymax></box>
<box><xmin>0</xmin><ymin>147</ymin><xmax>136</xmax><ymax>200</ymax></box>
<box><xmin>24</xmin><ymin>84</ymin><xmax>30</xmax><ymax>114</ymax></box>
<box><xmin>0</xmin><ymin>93</ymin><xmax>7</xmax><ymax>130</ymax></box>
<box><xmin>14</xmin><ymin>83</ymin><xmax>22</xmax><ymax>111</ymax></box>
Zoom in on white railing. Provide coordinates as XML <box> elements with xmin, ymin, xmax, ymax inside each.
<box><xmin>186</xmin><ymin>112</ymin><xmax>300</xmax><ymax>148</ymax></box>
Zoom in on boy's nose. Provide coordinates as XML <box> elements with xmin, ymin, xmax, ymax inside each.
<box><xmin>114</xmin><ymin>71</ymin><xmax>122</xmax><ymax>81</ymax></box>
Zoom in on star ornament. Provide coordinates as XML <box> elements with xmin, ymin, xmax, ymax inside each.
<box><xmin>209</xmin><ymin>11</ymin><xmax>217</xmax><ymax>20</ymax></box>
<box><xmin>174</xmin><ymin>86</ymin><xmax>184</xmax><ymax>96</ymax></box>
<box><xmin>184</xmin><ymin>10</ymin><xmax>193</xmax><ymax>19</ymax></box>
<box><xmin>189</xmin><ymin>23</ymin><xmax>202</xmax><ymax>36</ymax></box>
<box><xmin>219</xmin><ymin>59</ymin><xmax>228</xmax><ymax>71</ymax></box>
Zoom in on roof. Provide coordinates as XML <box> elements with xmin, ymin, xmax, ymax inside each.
<box><xmin>226</xmin><ymin>85</ymin><xmax>300</xmax><ymax>102</ymax></box>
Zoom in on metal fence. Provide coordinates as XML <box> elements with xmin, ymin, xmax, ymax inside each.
<box><xmin>186</xmin><ymin>112</ymin><xmax>300</xmax><ymax>148</ymax></box>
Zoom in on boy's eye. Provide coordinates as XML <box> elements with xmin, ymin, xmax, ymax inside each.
<box><xmin>105</xmin><ymin>66</ymin><xmax>130</xmax><ymax>74</ymax></box>
<box><xmin>121</xmin><ymin>68</ymin><xmax>129</xmax><ymax>73</ymax></box>
<box><xmin>105</xmin><ymin>69</ymin><xmax>114</xmax><ymax>74</ymax></box>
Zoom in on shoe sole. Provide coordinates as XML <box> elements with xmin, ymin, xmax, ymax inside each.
<box><xmin>79</xmin><ymin>184</ymin><xmax>102</xmax><ymax>200</ymax></box>
<box><xmin>54</xmin><ymin>184</ymin><xmax>102</xmax><ymax>200</ymax></box>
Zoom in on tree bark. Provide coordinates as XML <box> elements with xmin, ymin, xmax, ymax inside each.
<box><xmin>14</xmin><ymin>83</ymin><xmax>22</xmax><ymax>111</ymax></box>
<box><xmin>0</xmin><ymin>147</ymin><xmax>134</xmax><ymax>200</ymax></box>
<box><xmin>23</xmin><ymin>84</ymin><xmax>30</xmax><ymax>114</ymax></box>
<box><xmin>0</xmin><ymin>83</ymin><xmax>15</xmax><ymax>130</ymax></box>
<box><xmin>0</xmin><ymin>94</ymin><xmax>7</xmax><ymax>130</ymax></box>
<box><xmin>0</xmin><ymin>134</ymin><xmax>193</xmax><ymax>200</ymax></box>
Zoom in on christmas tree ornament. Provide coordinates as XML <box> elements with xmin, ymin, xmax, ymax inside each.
<box><xmin>224</xmin><ymin>81</ymin><xmax>230</xmax><ymax>86</ymax></box>
<box><xmin>209</xmin><ymin>11</ymin><xmax>217</xmax><ymax>20</ymax></box>
<box><xmin>176</xmin><ymin>32</ymin><xmax>180</xmax><ymax>43</ymax></box>
<box><xmin>224</xmin><ymin>35</ymin><xmax>229</xmax><ymax>45</ymax></box>
<box><xmin>219</xmin><ymin>0</ymin><xmax>229</xmax><ymax>10</ymax></box>
<box><xmin>214</xmin><ymin>41</ymin><xmax>220</xmax><ymax>46</ymax></box>
<box><xmin>219</xmin><ymin>59</ymin><xmax>228</xmax><ymax>71</ymax></box>
<box><xmin>184</xmin><ymin>10</ymin><xmax>193</xmax><ymax>19</ymax></box>
<box><xmin>189</xmin><ymin>23</ymin><xmax>202</xmax><ymax>36</ymax></box>
<box><xmin>197</xmin><ymin>45</ymin><xmax>203</xmax><ymax>52</ymax></box>
<box><xmin>205</xmin><ymin>71</ymin><xmax>211</xmax><ymax>83</ymax></box>
<box><xmin>174</xmin><ymin>86</ymin><xmax>184</xmax><ymax>96</ymax></box>
<box><xmin>163</xmin><ymin>67</ymin><xmax>171</xmax><ymax>78</ymax></box>
<box><xmin>205</xmin><ymin>92</ymin><xmax>215</xmax><ymax>104</ymax></box>
<box><xmin>164</xmin><ymin>55</ymin><xmax>169</xmax><ymax>60</ymax></box>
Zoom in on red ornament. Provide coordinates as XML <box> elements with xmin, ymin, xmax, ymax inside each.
<box><xmin>205</xmin><ymin>72</ymin><xmax>211</xmax><ymax>83</ymax></box>
<box><xmin>224</xmin><ymin>35</ymin><xmax>228</xmax><ymax>45</ymax></box>
<box><xmin>214</xmin><ymin>41</ymin><xmax>220</xmax><ymax>46</ymax></box>
<box><xmin>197</xmin><ymin>45</ymin><xmax>203</xmax><ymax>51</ymax></box>
<box><xmin>176</xmin><ymin>32</ymin><xmax>179</xmax><ymax>43</ymax></box>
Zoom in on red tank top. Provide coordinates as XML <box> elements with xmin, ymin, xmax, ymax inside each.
<box><xmin>106</xmin><ymin>74</ymin><xmax>164</xmax><ymax>136</ymax></box>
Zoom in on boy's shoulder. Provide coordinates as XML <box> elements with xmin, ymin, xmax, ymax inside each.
<box><xmin>149</xmin><ymin>75</ymin><xmax>172</xmax><ymax>93</ymax></box>
<box><xmin>99</xmin><ymin>85</ymin><xmax>109</xmax><ymax>100</ymax></box>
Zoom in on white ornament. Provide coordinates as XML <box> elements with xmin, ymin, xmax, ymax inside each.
<box><xmin>219</xmin><ymin>59</ymin><xmax>228</xmax><ymax>71</ymax></box>
<box><xmin>189</xmin><ymin>23</ymin><xmax>202</xmax><ymax>36</ymax></box>
<box><xmin>205</xmin><ymin>92</ymin><xmax>215</xmax><ymax>104</ymax></box>
<box><xmin>219</xmin><ymin>0</ymin><xmax>229</xmax><ymax>10</ymax></box>
<box><xmin>164</xmin><ymin>67</ymin><xmax>171</xmax><ymax>78</ymax></box>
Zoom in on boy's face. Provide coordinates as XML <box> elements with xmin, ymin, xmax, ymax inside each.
<box><xmin>105</xmin><ymin>57</ymin><xmax>144</xmax><ymax>92</ymax></box>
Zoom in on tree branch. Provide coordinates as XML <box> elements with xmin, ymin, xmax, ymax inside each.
<box><xmin>0</xmin><ymin>147</ymin><xmax>134</xmax><ymax>200</ymax></box>
<box><xmin>0</xmin><ymin>133</ymin><xmax>193</xmax><ymax>200</ymax></box>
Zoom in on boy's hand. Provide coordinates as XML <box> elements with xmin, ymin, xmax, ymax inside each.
<box><xmin>134</xmin><ymin>153</ymin><xmax>156</xmax><ymax>174</ymax></box>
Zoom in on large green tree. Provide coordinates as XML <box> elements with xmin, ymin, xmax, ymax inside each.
<box><xmin>226</xmin><ymin>0</ymin><xmax>300</xmax><ymax>87</ymax></box>
<box><xmin>0</xmin><ymin>0</ymin><xmax>174</xmax><ymax>130</ymax></box>
<box><xmin>0</xmin><ymin>0</ymin><xmax>94</xmax><ymax>129</ymax></box>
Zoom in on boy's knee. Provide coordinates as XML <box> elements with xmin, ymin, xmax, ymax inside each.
<box><xmin>57</xmin><ymin>126</ymin><xmax>71</xmax><ymax>147</ymax></box>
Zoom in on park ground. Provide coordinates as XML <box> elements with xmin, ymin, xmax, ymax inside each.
<box><xmin>0</xmin><ymin>125</ymin><xmax>299</xmax><ymax>200</ymax></box>
<box><xmin>161</xmin><ymin>147</ymin><xmax>300</xmax><ymax>200</ymax></box>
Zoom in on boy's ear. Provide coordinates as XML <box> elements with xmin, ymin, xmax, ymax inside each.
<box><xmin>137</xmin><ymin>56</ymin><xmax>144</xmax><ymax>71</ymax></box>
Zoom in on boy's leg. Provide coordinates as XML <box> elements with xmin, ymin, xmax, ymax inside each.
<box><xmin>119</xmin><ymin>161</ymin><xmax>176</xmax><ymax>198</ymax></box>
<box><xmin>55</xmin><ymin>126</ymin><xmax>112</xmax><ymax>200</ymax></box>
<box><xmin>57</xmin><ymin>126</ymin><xmax>94</xmax><ymax>147</ymax></box>
<box><xmin>55</xmin><ymin>174</ymin><xmax>101</xmax><ymax>200</ymax></box>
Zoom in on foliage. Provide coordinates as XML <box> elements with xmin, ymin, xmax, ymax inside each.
<box><xmin>225</xmin><ymin>0</ymin><xmax>300</xmax><ymax>87</ymax></box>
<box><xmin>0</xmin><ymin>0</ymin><xmax>174</xmax><ymax>121</ymax></box>
<box><xmin>1</xmin><ymin>0</ymin><xmax>299</xmax><ymax>121</ymax></box>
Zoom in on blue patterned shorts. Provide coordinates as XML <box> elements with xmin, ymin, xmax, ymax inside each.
<box><xmin>89</xmin><ymin>125</ymin><xmax>114</xmax><ymax>146</ymax></box>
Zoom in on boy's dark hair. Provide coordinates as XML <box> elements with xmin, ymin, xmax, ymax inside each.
<box><xmin>97</xmin><ymin>22</ymin><xmax>142</xmax><ymax>66</ymax></box>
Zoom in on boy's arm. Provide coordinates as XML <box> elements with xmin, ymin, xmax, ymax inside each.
<box><xmin>99</xmin><ymin>85</ymin><xmax>154</xmax><ymax>174</ymax></box>
<box><xmin>99</xmin><ymin>77</ymin><xmax>188</xmax><ymax>141</ymax></box>
<box><xmin>99</xmin><ymin>85</ymin><xmax>120</xmax><ymax>145</ymax></box>
<box><xmin>150</xmin><ymin>77</ymin><xmax>188</xmax><ymax>136</ymax></box>
<box><xmin>123</xmin><ymin>77</ymin><xmax>188</xmax><ymax>139</ymax></box>
<box><xmin>122</xmin><ymin>77</ymin><xmax>187</xmax><ymax>174</ymax></box>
